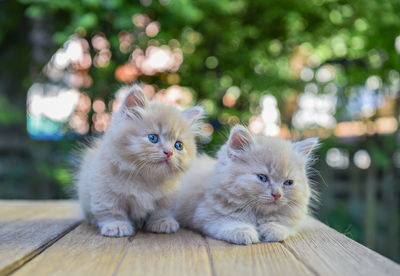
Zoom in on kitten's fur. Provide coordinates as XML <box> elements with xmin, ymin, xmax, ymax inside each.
<box><xmin>175</xmin><ymin>125</ymin><xmax>318</xmax><ymax>245</ymax></box>
<box><xmin>77</xmin><ymin>85</ymin><xmax>203</xmax><ymax>237</ymax></box>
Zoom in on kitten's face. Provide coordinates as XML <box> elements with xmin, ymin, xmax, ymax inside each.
<box><xmin>215</xmin><ymin>125</ymin><xmax>317</xmax><ymax>214</ymax></box>
<box><xmin>108</xmin><ymin>86</ymin><xmax>203</xmax><ymax>179</ymax></box>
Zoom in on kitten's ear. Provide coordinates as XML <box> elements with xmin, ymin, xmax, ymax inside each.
<box><xmin>182</xmin><ymin>106</ymin><xmax>204</xmax><ymax>124</ymax></box>
<box><xmin>293</xmin><ymin>137</ymin><xmax>319</xmax><ymax>159</ymax></box>
<box><xmin>228</xmin><ymin>125</ymin><xmax>253</xmax><ymax>151</ymax></box>
<box><xmin>122</xmin><ymin>84</ymin><xmax>149</xmax><ymax>118</ymax></box>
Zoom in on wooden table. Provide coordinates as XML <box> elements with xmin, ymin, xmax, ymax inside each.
<box><xmin>1</xmin><ymin>200</ymin><xmax>399</xmax><ymax>276</ymax></box>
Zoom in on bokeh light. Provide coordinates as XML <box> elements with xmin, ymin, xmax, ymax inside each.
<box><xmin>353</xmin><ymin>150</ymin><xmax>371</xmax><ymax>169</ymax></box>
<box><xmin>326</xmin><ymin>148</ymin><xmax>350</xmax><ymax>169</ymax></box>
<box><xmin>132</xmin><ymin>13</ymin><xmax>150</xmax><ymax>28</ymax></box>
<box><xmin>146</xmin><ymin>22</ymin><xmax>160</xmax><ymax>37</ymax></box>
<box><xmin>27</xmin><ymin>84</ymin><xmax>80</xmax><ymax>139</ymax></box>
<box><xmin>222</xmin><ymin>86</ymin><xmax>240</xmax><ymax>108</ymax></box>
<box><xmin>115</xmin><ymin>64</ymin><xmax>139</xmax><ymax>82</ymax></box>
<box><xmin>292</xmin><ymin>91</ymin><xmax>337</xmax><ymax>130</ymax></box>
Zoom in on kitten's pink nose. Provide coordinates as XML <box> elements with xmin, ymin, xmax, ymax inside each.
<box><xmin>164</xmin><ymin>151</ymin><xmax>173</xmax><ymax>158</ymax></box>
<box><xmin>272</xmin><ymin>192</ymin><xmax>281</xmax><ymax>201</ymax></box>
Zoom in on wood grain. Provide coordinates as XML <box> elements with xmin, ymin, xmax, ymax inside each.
<box><xmin>14</xmin><ymin>223</ymin><xmax>213</xmax><ymax>276</ymax></box>
<box><xmin>282</xmin><ymin>217</ymin><xmax>400</xmax><ymax>276</ymax></box>
<box><xmin>205</xmin><ymin>236</ymin><xmax>313</xmax><ymax>276</ymax></box>
<box><xmin>3</xmin><ymin>201</ymin><xmax>400</xmax><ymax>276</ymax></box>
<box><xmin>116</xmin><ymin>229</ymin><xmax>212</xmax><ymax>276</ymax></box>
<box><xmin>0</xmin><ymin>200</ymin><xmax>81</xmax><ymax>275</ymax></box>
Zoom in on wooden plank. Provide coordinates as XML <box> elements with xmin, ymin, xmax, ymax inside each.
<box><xmin>205</xmin><ymin>236</ymin><xmax>314</xmax><ymax>276</ymax></box>
<box><xmin>14</xmin><ymin>223</ymin><xmax>213</xmax><ymax>276</ymax></box>
<box><xmin>116</xmin><ymin>229</ymin><xmax>213</xmax><ymax>276</ymax></box>
<box><xmin>4</xmin><ymin>201</ymin><xmax>399</xmax><ymax>276</ymax></box>
<box><xmin>282</xmin><ymin>217</ymin><xmax>400</xmax><ymax>276</ymax></box>
<box><xmin>0</xmin><ymin>200</ymin><xmax>81</xmax><ymax>275</ymax></box>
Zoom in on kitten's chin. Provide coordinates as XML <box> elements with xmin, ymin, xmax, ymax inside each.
<box><xmin>265</xmin><ymin>201</ymin><xmax>280</xmax><ymax>210</ymax></box>
<box><xmin>157</xmin><ymin>158</ymin><xmax>173</xmax><ymax>167</ymax></box>
<box><xmin>257</xmin><ymin>200</ymin><xmax>283</xmax><ymax>213</ymax></box>
<box><xmin>155</xmin><ymin>159</ymin><xmax>181</xmax><ymax>174</ymax></box>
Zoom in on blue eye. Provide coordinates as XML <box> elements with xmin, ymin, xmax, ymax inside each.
<box><xmin>147</xmin><ymin>134</ymin><xmax>159</xmax><ymax>143</ymax></box>
<box><xmin>257</xmin><ymin>174</ymin><xmax>268</xmax><ymax>183</ymax></box>
<box><xmin>174</xmin><ymin>141</ymin><xmax>183</xmax><ymax>151</ymax></box>
<box><xmin>283</xmin><ymin>180</ymin><xmax>294</xmax><ymax>186</ymax></box>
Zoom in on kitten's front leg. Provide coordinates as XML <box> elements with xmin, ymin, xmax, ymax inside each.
<box><xmin>145</xmin><ymin>216</ymin><xmax>179</xmax><ymax>233</ymax></box>
<box><xmin>92</xmin><ymin>200</ymin><xmax>134</xmax><ymax>237</ymax></box>
<box><xmin>98</xmin><ymin>220</ymin><xmax>134</xmax><ymax>237</ymax></box>
<box><xmin>145</xmin><ymin>199</ymin><xmax>179</xmax><ymax>234</ymax></box>
<box><xmin>257</xmin><ymin>222</ymin><xmax>291</xmax><ymax>242</ymax></box>
<box><xmin>204</xmin><ymin>219</ymin><xmax>260</xmax><ymax>245</ymax></box>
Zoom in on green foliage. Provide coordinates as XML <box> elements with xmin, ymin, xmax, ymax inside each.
<box><xmin>0</xmin><ymin>96</ymin><xmax>24</xmax><ymax>125</ymax></box>
<box><xmin>7</xmin><ymin>0</ymin><xmax>399</xmax><ymax>112</ymax></box>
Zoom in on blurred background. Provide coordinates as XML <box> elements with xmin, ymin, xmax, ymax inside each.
<box><xmin>0</xmin><ymin>0</ymin><xmax>399</xmax><ymax>262</ymax></box>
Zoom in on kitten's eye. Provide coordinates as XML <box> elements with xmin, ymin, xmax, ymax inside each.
<box><xmin>256</xmin><ymin>174</ymin><xmax>268</xmax><ymax>183</ymax></box>
<box><xmin>147</xmin><ymin>134</ymin><xmax>159</xmax><ymax>143</ymax></box>
<box><xmin>174</xmin><ymin>141</ymin><xmax>183</xmax><ymax>151</ymax></box>
<box><xmin>283</xmin><ymin>180</ymin><xmax>294</xmax><ymax>186</ymax></box>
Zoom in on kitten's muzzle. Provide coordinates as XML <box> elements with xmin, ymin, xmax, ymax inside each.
<box><xmin>163</xmin><ymin>151</ymin><xmax>173</xmax><ymax>158</ymax></box>
<box><xmin>272</xmin><ymin>192</ymin><xmax>281</xmax><ymax>201</ymax></box>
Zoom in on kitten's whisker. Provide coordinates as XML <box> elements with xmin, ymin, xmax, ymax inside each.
<box><xmin>227</xmin><ymin>197</ymin><xmax>260</xmax><ymax>216</ymax></box>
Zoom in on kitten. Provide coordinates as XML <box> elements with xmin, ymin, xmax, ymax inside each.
<box><xmin>77</xmin><ymin>85</ymin><xmax>204</xmax><ymax>237</ymax></box>
<box><xmin>175</xmin><ymin>125</ymin><xmax>318</xmax><ymax>245</ymax></box>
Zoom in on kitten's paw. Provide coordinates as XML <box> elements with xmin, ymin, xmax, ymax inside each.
<box><xmin>146</xmin><ymin>217</ymin><xmax>179</xmax><ymax>233</ymax></box>
<box><xmin>258</xmin><ymin>222</ymin><xmax>290</xmax><ymax>242</ymax></box>
<box><xmin>100</xmin><ymin>221</ymin><xmax>134</xmax><ymax>237</ymax></box>
<box><xmin>227</xmin><ymin>226</ymin><xmax>260</xmax><ymax>245</ymax></box>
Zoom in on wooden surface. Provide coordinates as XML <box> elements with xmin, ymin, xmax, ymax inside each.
<box><xmin>0</xmin><ymin>200</ymin><xmax>81</xmax><ymax>275</ymax></box>
<box><xmin>1</xmin><ymin>201</ymin><xmax>399</xmax><ymax>276</ymax></box>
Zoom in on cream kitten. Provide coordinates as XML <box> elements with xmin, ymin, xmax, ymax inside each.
<box><xmin>77</xmin><ymin>85</ymin><xmax>204</xmax><ymax>237</ymax></box>
<box><xmin>175</xmin><ymin>125</ymin><xmax>318</xmax><ymax>245</ymax></box>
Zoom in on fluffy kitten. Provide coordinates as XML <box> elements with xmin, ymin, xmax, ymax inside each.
<box><xmin>175</xmin><ymin>125</ymin><xmax>318</xmax><ymax>245</ymax></box>
<box><xmin>77</xmin><ymin>85</ymin><xmax>203</xmax><ymax>237</ymax></box>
